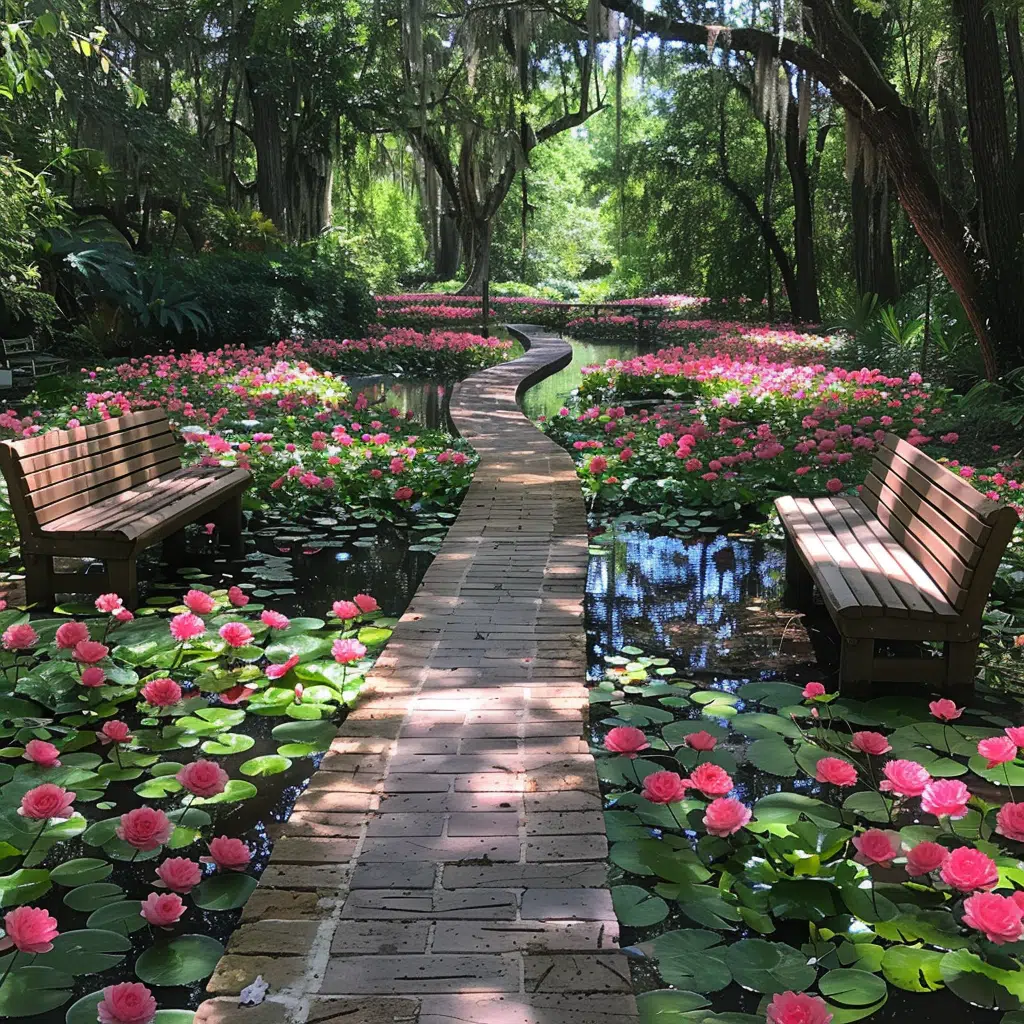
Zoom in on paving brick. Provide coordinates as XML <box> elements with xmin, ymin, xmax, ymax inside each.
<box><xmin>331</xmin><ymin>920</ymin><xmax>431</xmax><ymax>954</ymax></box>
<box><xmin>417</xmin><ymin>994</ymin><xmax>639</xmax><ymax>1023</ymax></box>
<box><xmin>259</xmin><ymin>863</ymin><xmax>349</xmax><ymax>890</ymax></box>
<box><xmin>321</xmin><ymin>953</ymin><xmax>519</xmax><ymax>994</ymax></box>
<box><xmin>447</xmin><ymin>812</ymin><xmax>520</xmax><ymax>836</ymax></box>
<box><xmin>524</xmin><ymin>954</ymin><xmax>633</xmax><ymax>993</ymax></box>
<box><xmin>270</xmin><ymin>837</ymin><xmax>358</xmax><ymax>863</ymax></box>
<box><xmin>358</xmin><ymin>835</ymin><xmax>520</xmax><ymax>861</ymax></box>
<box><xmin>194</xmin><ymin>998</ymin><xmax>292</xmax><ymax>1024</ymax></box>
<box><xmin>282</xmin><ymin>812</ymin><xmax>367</xmax><ymax>837</ymax></box>
<box><xmin>341</xmin><ymin>889</ymin><xmax>517</xmax><ymax>920</ymax></box>
<box><xmin>365</xmin><ymin>812</ymin><xmax>445</xmax><ymax>837</ymax></box>
<box><xmin>350</xmin><ymin>861</ymin><xmax>437</xmax><ymax>889</ymax></box>
<box><xmin>206</xmin><ymin>954</ymin><xmax>307</xmax><ymax>996</ymax></box>
<box><xmin>521</xmin><ymin>889</ymin><xmax>615</xmax><ymax>921</ymax></box>
<box><xmin>525</xmin><ymin>835</ymin><xmax>608</xmax><ymax>861</ymax></box>
<box><xmin>432</xmin><ymin>920</ymin><xmax>617</xmax><ymax>954</ymax></box>
<box><xmin>526</xmin><ymin>812</ymin><xmax>606</xmax><ymax>835</ymax></box>
<box><xmin>444</xmin><ymin>863</ymin><xmax>610</xmax><ymax>889</ymax></box>
<box><xmin>227</xmin><ymin>920</ymin><xmax>320</xmax><ymax>955</ymax></box>
<box><xmin>306</xmin><ymin>997</ymin><xmax>421</xmax><ymax>1023</ymax></box>
<box><xmin>239</xmin><ymin>888</ymin><xmax>327</xmax><ymax>923</ymax></box>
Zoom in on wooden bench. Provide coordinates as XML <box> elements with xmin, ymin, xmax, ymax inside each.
<box><xmin>0</xmin><ymin>408</ymin><xmax>251</xmax><ymax>609</ymax></box>
<box><xmin>777</xmin><ymin>433</ymin><xmax>1019</xmax><ymax>693</ymax></box>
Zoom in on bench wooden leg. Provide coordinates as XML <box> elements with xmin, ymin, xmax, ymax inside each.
<box><xmin>839</xmin><ymin>637</ymin><xmax>874</xmax><ymax>696</ymax></box>
<box><xmin>944</xmin><ymin>639</ymin><xmax>979</xmax><ymax>695</ymax></box>
<box><xmin>107</xmin><ymin>558</ymin><xmax>138</xmax><ymax>609</ymax></box>
<box><xmin>24</xmin><ymin>553</ymin><xmax>56</xmax><ymax>608</ymax></box>
<box><xmin>213</xmin><ymin>495</ymin><xmax>245</xmax><ymax>558</ymax></box>
<box><xmin>783</xmin><ymin>536</ymin><xmax>813</xmax><ymax>608</ymax></box>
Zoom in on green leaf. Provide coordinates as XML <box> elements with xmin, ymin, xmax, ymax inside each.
<box><xmin>86</xmin><ymin>900</ymin><xmax>146</xmax><ymax>934</ymax></box>
<box><xmin>636</xmin><ymin>989</ymin><xmax>711</xmax><ymax>1018</ymax></box>
<box><xmin>49</xmin><ymin>858</ymin><xmax>112</xmax><ymax>886</ymax></box>
<box><xmin>134</xmin><ymin>933</ymin><xmax>225</xmax><ymax>986</ymax></box>
<box><xmin>63</xmin><ymin>881</ymin><xmax>124</xmax><ymax>911</ymax></box>
<box><xmin>192</xmin><ymin>873</ymin><xmax>258</xmax><ymax>911</ymax></box>
<box><xmin>0</xmin><ymin>965</ymin><xmax>72</xmax><ymax>1017</ymax></box>
<box><xmin>43</xmin><ymin>928</ymin><xmax>130</xmax><ymax>975</ymax></box>
<box><xmin>839</xmin><ymin>883</ymin><xmax>899</xmax><ymax>923</ymax></box>
<box><xmin>753</xmin><ymin>793</ymin><xmax>840</xmax><ymax>827</ymax></box>
<box><xmin>611</xmin><ymin>884</ymin><xmax>669</xmax><ymax>926</ymax></box>
<box><xmin>819</xmin><ymin>969</ymin><xmax>889</xmax><ymax>1007</ymax></box>
<box><xmin>841</xmin><ymin>791</ymin><xmax>893</xmax><ymax>824</ymax></box>
<box><xmin>190</xmin><ymin>779</ymin><xmax>258</xmax><ymax>805</ymax></box>
<box><xmin>651</xmin><ymin>929</ymin><xmax>732</xmax><ymax>992</ymax></box>
<box><xmin>737</xmin><ymin>681</ymin><xmax>805</xmax><ymax>707</ymax></box>
<box><xmin>881</xmin><ymin>944</ymin><xmax>945</xmax><ymax>993</ymax></box>
<box><xmin>725</xmin><ymin>939</ymin><xmax>816</xmax><ymax>995</ymax></box>
<box><xmin>747</xmin><ymin>736</ymin><xmax>798</xmax><ymax>777</ymax></box>
<box><xmin>940</xmin><ymin>949</ymin><xmax>1024</xmax><ymax>1009</ymax></box>
<box><xmin>239</xmin><ymin>755</ymin><xmax>292</xmax><ymax>777</ymax></box>
<box><xmin>675</xmin><ymin>883</ymin><xmax>743</xmax><ymax>930</ymax></box>
<box><xmin>134</xmin><ymin>776</ymin><xmax>183</xmax><ymax>799</ymax></box>
<box><xmin>270</xmin><ymin>720</ymin><xmax>336</xmax><ymax>749</ymax></box>
<box><xmin>874</xmin><ymin>908</ymin><xmax>974</xmax><ymax>950</ymax></box>
<box><xmin>201</xmin><ymin>733</ymin><xmax>255</xmax><ymax>756</ymax></box>
<box><xmin>0</xmin><ymin>868</ymin><xmax>50</xmax><ymax>907</ymax></box>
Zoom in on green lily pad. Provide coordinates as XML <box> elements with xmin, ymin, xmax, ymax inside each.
<box><xmin>134</xmin><ymin>933</ymin><xmax>225</xmax><ymax>986</ymax></box>
<box><xmin>239</xmin><ymin>755</ymin><xmax>292</xmax><ymax>777</ymax></box>
<box><xmin>63</xmin><ymin>881</ymin><xmax>124</xmax><ymax>911</ymax></box>
<box><xmin>611</xmin><ymin>884</ymin><xmax>669</xmax><ymax>926</ymax></box>
<box><xmin>725</xmin><ymin>938</ymin><xmax>816</xmax><ymax>995</ymax></box>
<box><xmin>193</xmin><ymin>873</ymin><xmax>258</xmax><ymax>911</ymax></box>
<box><xmin>191</xmin><ymin>779</ymin><xmax>258</xmax><ymax>805</ymax></box>
<box><xmin>49</xmin><ymin>858</ymin><xmax>112</xmax><ymax>887</ymax></box>
<box><xmin>86</xmin><ymin>900</ymin><xmax>146</xmax><ymax>934</ymax></box>
<box><xmin>201</xmin><ymin>733</ymin><xmax>255</xmax><ymax>756</ymax></box>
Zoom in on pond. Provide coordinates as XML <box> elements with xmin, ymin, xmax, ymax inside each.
<box><xmin>528</xmin><ymin>333</ymin><xmax>1024</xmax><ymax>1024</ymax></box>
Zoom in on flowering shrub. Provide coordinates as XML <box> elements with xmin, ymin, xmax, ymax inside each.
<box><xmin>0</xmin><ymin>587</ymin><xmax>388</xmax><ymax>1017</ymax></box>
<box><xmin>544</xmin><ymin>329</ymin><xmax>1024</xmax><ymax>517</ymax></box>
<box><xmin>0</xmin><ymin>335</ymin><xmax>494</xmax><ymax>533</ymax></box>
<box><xmin>595</xmin><ymin>653</ymin><xmax>1024</xmax><ymax>1020</ymax></box>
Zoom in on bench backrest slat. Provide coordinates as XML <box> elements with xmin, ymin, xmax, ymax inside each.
<box><xmin>0</xmin><ymin>409</ymin><xmax>181</xmax><ymax>535</ymax></box>
<box><xmin>865</xmin><ymin>434</ymin><xmax>1017</xmax><ymax>610</ymax></box>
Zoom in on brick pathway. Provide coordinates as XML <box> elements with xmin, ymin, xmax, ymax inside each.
<box><xmin>197</xmin><ymin>326</ymin><xmax>637</xmax><ymax>1024</ymax></box>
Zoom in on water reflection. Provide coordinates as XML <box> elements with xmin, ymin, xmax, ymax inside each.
<box><xmin>349</xmin><ymin>374</ymin><xmax>449</xmax><ymax>429</ymax></box>
<box><xmin>587</xmin><ymin>527</ymin><xmax>814</xmax><ymax>680</ymax></box>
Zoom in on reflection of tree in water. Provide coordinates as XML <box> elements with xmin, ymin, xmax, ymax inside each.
<box><xmin>350</xmin><ymin>376</ymin><xmax>449</xmax><ymax>429</ymax></box>
<box><xmin>587</xmin><ymin>530</ymin><xmax>799</xmax><ymax>676</ymax></box>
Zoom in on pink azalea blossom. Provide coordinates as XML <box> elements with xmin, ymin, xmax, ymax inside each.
<box><xmin>602</xmin><ymin>726</ymin><xmax>650</xmax><ymax>758</ymax></box>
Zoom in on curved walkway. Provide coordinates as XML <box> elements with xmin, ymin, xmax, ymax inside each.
<box><xmin>197</xmin><ymin>326</ymin><xmax>636</xmax><ymax>1024</ymax></box>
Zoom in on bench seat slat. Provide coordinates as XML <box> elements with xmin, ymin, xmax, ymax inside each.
<box><xmin>827</xmin><ymin>498</ymin><xmax>940</xmax><ymax>618</ymax></box>
<box><xmin>42</xmin><ymin>467</ymin><xmax>248</xmax><ymax>541</ymax></box>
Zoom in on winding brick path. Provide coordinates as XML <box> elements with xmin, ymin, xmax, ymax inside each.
<box><xmin>197</xmin><ymin>327</ymin><xmax>637</xmax><ymax>1024</ymax></box>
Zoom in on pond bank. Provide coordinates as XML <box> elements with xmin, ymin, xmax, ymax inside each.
<box><xmin>196</xmin><ymin>325</ymin><xmax>639</xmax><ymax>1024</ymax></box>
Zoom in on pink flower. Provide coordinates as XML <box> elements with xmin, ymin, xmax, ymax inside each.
<box><xmin>880</xmin><ymin>759</ymin><xmax>931</xmax><ymax>798</ymax></box>
<box><xmin>0</xmin><ymin>906</ymin><xmax>59</xmax><ymax>953</ymax></box>
<box><xmin>641</xmin><ymin>770</ymin><xmax>691</xmax><ymax>804</ymax></box>
<box><xmin>73</xmin><ymin>639</ymin><xmax>109</xmax><ymax>664</ymax></box>
<box><xmin>95</xmin><ymin>593</ymin><xmax>124</xmax><ymax>613</ymax></box>
<box><xmin>117</xmin><ymin>807</ymin><xmax>173</xmax><ymax>851</ymax></box>
<box><xmin>689</xmin><ymin>763</ymin><xmax>734</xmax><ymax>797</ymax></box>
<box><xmin>849</xmin><ymin>731</ymin><xmax>891</xmax><ymax>756</ymax></box>
<box><xmin>97</xmin><ymin>982</ymin><xmax>158</xmax><ymax>1024</ymax></box>
<box><xmin>261</xmin><ymin>610</ymin><xmax>290</xmax><ymax>630</ymax></box>
<box><xmin>22</xmin><ymin>739</ymin><xmax>60</xmax><ymax>767</ymax></box>
<box><xmin>219</xmin><ymin>621</ymin><xmax>254</xmax><ymax>648</ymax></box>
<box><xmin>228</xmin><ymin>586</ymin><xmax>249</xmax><ymax>607</ymax></box>
<box><xmin>140</xmin><ymin>892</ymin><xmax>185</xmax><ymax>929</ymax></box>
<box><xmin>588</xmin><ymin>455</ymin><xmax>608</xmax><ymax>474</ymax></box>
<box><xmin>852</xmin><ymin>829</ymin><xmax>900</xmax><ymax>867</ymax></box>
<box><xmin>266</xmin><ymin>654</ymin><xmax>300</xmax><ymax>680</ymax></box>
<box><xmin>962</xmin><ymin>892</ymin><xmax>1024</xmax><ymax>945</ymax></box>
<box><xmin>979</xmin><ymin>735</ymin><xmax>1018</xmax><ymax>769</ymax></box>
<box><xmin>940</xmin><ymin>846</ymin><xmax>999</xmax><ymax>892</ymax></box>
<box><xmin>685</xmin><ymin>731</ymin><xmax>718</xmax><ymax>751</ymax></box>
<box><xmin>802</xmin><ymin>681</ymin><xmax>826</xmax><ymax>699</ymax></box>
<box><xmin>176</xmin><ymin>759</ymin><xmax>229</xmax><ymax>798</ymax></box>
<box><xmin>55</xmin><ymin>621</ymin><xmax>90</xmax><ymax>649</ymax></box>
<box><xmin>602</xmin><ymin>726</ymin><xmax>650</xmax><ymax>758</ymax></box>
<box><xmin>140</xmin><ymin>677</ymin><xmax>183</xmax><ymax>707</ymax></box>
<box><xmin>394</xmin><ymin>486</ymin><xmax>414</xmax><ymax>501</ymax></box>
<box><xmin>766</xmin><ymin>991</ymin><xmax>832</xmax><ymax>1024</ymax></box>
<box><xmin>904</xmin><ymin>841</ymin><xmax>949</xmax><ymax>877</ymax></box>
<box><xmin>154</xmin><ymin>857</ymin><xmax>202</xmax><ymax>894</ymax></box>
<box><xmin>929</xmin><ymin>698</ymin><xmax>963</xmax><ymax>721</ymax></box>
<box><xmin>19</xmin><ymin>783</ymin><xmax>75</xmax><ymax>820</ymax></box>
<box><xmin>98</xmin><ymin>720</ymin><xmax>132</xmax><ymax>745</ymax></box>
<box><xmin>205</xmin><ymin>835</ymin><xmax>252</xmax><ymax>871</ymax></box>
<box><xmin>332</xmin><ymin>638</ymin><xmax>366</xmax><ymax>664</ymax></box>
<box><xmin>703</xmin><ymin>797</ymin><xmax>752</xmax><ymax>836</ymax></box>
<box><xmin>332</xmin><ymin>600</ymin><xmax>360</xmax><ymax>619</ymax></box>
<box><xmin>80</xmin><ymin>665</ymin><xmax>106</xmax><ymax>687</ymax></box>
<box><xmin>114</xmin><ymin>608</ymin><xmax>134</xmax><ymax>623</ymax></box>
<box><xmin>921</xmin><ymin>779</ymin><xmax>970</xmax><ymax>819</ymax></box>
<box><xmin>183</xmin><ymin>589</ymin><xmax>216</xmax><ymax>614</ymax></box>
<box><xmin>1006</xmin><ymin>726</ymin><xmax>1024</xmax><ymax>747</ymax></box>
<box><xmin>997</xmin><ymin>802</ymin><xmax>1024</xmax><ymax>842</ymax></box>
<box><xmin>354</xmin><ymin>593</ymin><xmax>379</xmax><ymax>614</ymax></box>
<box><xmin>814</xmin><ymin>757</ymin><xmax>858</xmax><ymax>787</ymax></box>
<box><xmin>825</xmin><ymin>477</ymin><xmax>844</xmax><ymax>494</ymax></box>
<box><xmin>2</xmin><ymin>623</ymin><xmax>38</xmax><ymax>650</ymax></box>
<box><xmin>170</xmin><ymin>613</ymin><xmax>205</xmax><ymax>642</ymax></box>
<box><xmin>219</xmin><ymin>684</ymin><xmax>257</xmax><ymax>705</ymax></box>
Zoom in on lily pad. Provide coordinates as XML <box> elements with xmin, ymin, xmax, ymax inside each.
<box><xmin>611</xmin><ymin>884</ymin><xmax>669</xmax><ymax>926</ymax></box>
<box><xmin>49</xmin><ymin>858</ymin><xmax>113</xmax><ymax>887</ymax></box>
<box><xmin>193</xmin><ymin>873</ymin><xmax>258</xmax><ymax>911</ymax></box>
<box><xmin>239</xmin><ymin>755</ymin><xmax>292</xmax><ymax>777</ymax></box>
<box><xmin>135</xmin><ymin>933</ymin><xmax>225</xmax><ymax>986</ymax></box>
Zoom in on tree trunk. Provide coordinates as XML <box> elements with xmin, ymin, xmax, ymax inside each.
<box><xmin>457</xmin><ymin>220</ymin><xmax>493</xmax><ymax>295</ymax></box>
<box><xmin>435</xmin><ymin>213</ymin><xmax>461</xmax><ymax>280</ymax></box>
<box><xmin>850</xmin><ymin>167</ymin><xmax>898</xmax><ymax>302</ymax></box>
<box><xmin>785</xmin><ymin>102</ymin><xmax>822</xmax><ymax>320</ymax></box>
<box><xmin>246</xmin><ymin>70</ymin><xmax>288</xmax><ymax>236</ymax></box>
